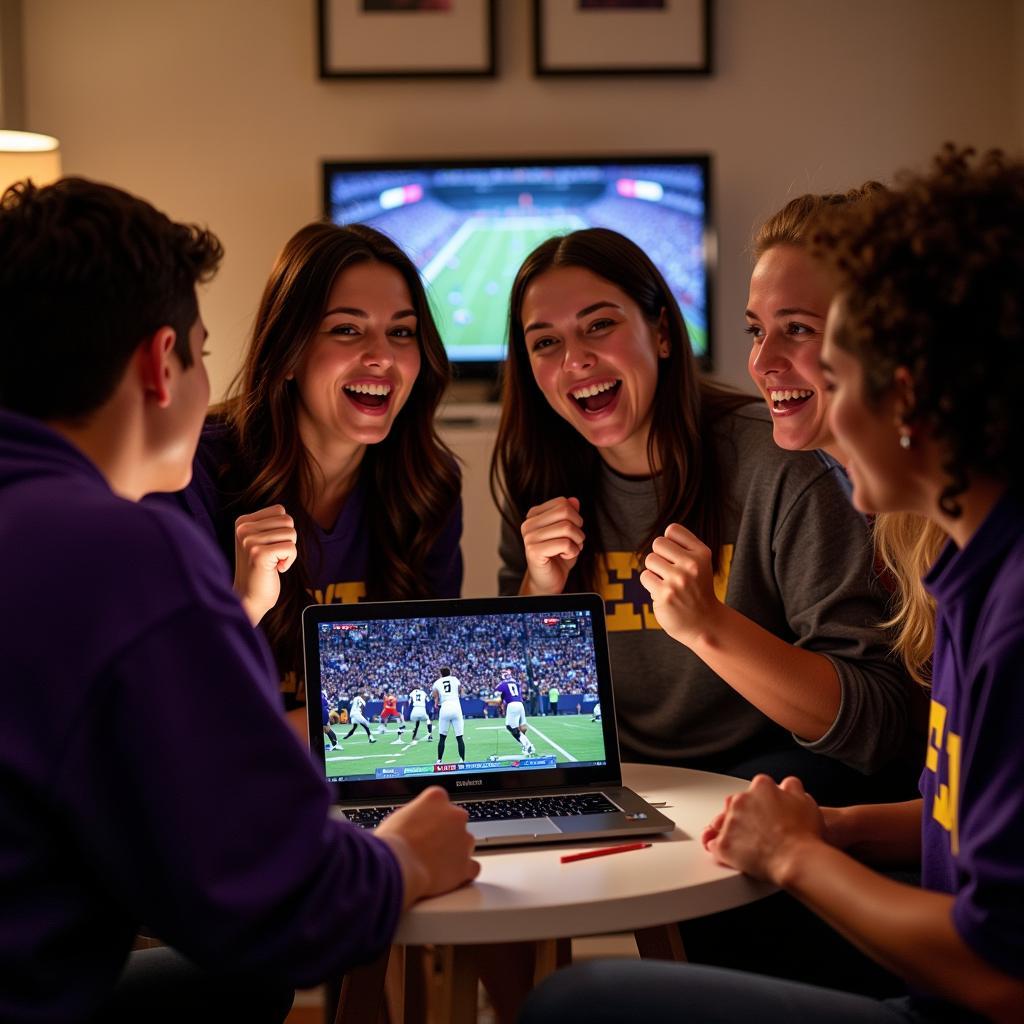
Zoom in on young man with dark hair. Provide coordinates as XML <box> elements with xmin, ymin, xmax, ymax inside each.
<box><xmin>0</xmin><ymin>178</ymin><xmax>478</xmax><ymax>1023</ymax></box>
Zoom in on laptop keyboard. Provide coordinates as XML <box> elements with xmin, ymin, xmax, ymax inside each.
<box><xmin>344</xmin><ymin>792</ymin><xmax>619</xmax><ymax>830</ymax></box>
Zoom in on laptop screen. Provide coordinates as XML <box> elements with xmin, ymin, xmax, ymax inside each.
<box><xmin>304</xmin><ymin>596</ymin><xmax>621</xmax><ymax>797</ymax></box>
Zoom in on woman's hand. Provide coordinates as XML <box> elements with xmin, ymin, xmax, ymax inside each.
<box><xmin>519</xmin><ymin>496</ymin><xmax>585</xmax><ymax>596</ymax></box>
<box><xmin>233</xmin><ymin>504</ymin><xmax>298</xmax><ymax>626</ymax></box>
<box><xmin>704</xmin><ymin>775</ymin><xmax>825</xmax><ymax>885</ymax></box>
<box><xmin>640</xmin><ymin>523</ymin><xmax>725</xmax><ymax>647</ymax></box>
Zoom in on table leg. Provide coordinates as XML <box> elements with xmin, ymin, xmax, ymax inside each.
<box><xmin>634</xmin><ymin>924</ymin><xmax>687</xmax><ymax>962</ymax></box>
<box><xmin>531</xmin><ymin>938</ymin><xmax>572</xmax><ymax>984</ymax></box>
<box><xmin>475</xmin><ymin>938</ymin><xmax>573</xmax><ymax>1023</ymax></box>
<box><xmin>334</xmin><ymin>946</ymin><xmax>391</xmax><ymax>1024</ymax></box>
<box><xmin>433</xmin><ymin>945</ymin><xmax>479</xmax><ymax>1024</ymax></box>
<box><xmin>384</xmin><ymin>945</ymin><xmax>406</xmax><ymax>1023</ymax></box>
<box><xmin>398</xmin><ymin>945</ymin><xmax>430</xmax><ymax>1024</ymax></box>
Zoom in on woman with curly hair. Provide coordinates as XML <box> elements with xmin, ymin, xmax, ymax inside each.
<box><xmin>177</xmin><ymin>223</ymin><xmax>462</xmax><ymax>730</ymax></box>
<box><xmin>492</xmin><ymin>228</ymin><xmax>917</xmax><ymax>799</ymax></box>
<box><xmin>522</xmin><ymin>145</ymin><xmax>1024</xmax><ymax>1024</ymax></box>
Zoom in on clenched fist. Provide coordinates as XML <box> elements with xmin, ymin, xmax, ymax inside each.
<box><xmin>233</xmin><ymin>504</ymin><xmax>298</xmax><ymax>625</ymax></box>
<box><xmin>520</xmin><ymin>496</ymin><xmax>585</xmax><ymax>596</ymax></box>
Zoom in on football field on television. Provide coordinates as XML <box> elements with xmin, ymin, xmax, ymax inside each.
<box><xmin>324</xmin><ymin>714</ymin><xmax>606</xmax><ymax>781</ymax></box>
<box><xmin>422</xmin><ymin>214</ymin><xmax>584</xmax><ymax>359</ymax></box>
<box><xmin>420</xmin><ymin>210</ymin><xmax>707</xmax><ymax>361</ymax></box>
<box><xmin>326</xmin><ymin>162</ymin><xmax>710</xmax><ymax>361</ymax></box>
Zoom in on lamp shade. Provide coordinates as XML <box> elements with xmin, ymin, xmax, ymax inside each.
<box><xmin>0</xmin><ymin>130</ymin><xmax>62</xmax><ymax>193</ymax></box>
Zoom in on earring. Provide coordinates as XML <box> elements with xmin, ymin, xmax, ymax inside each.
<box><xmin>898</xmin><ymin>425</ymin><xmax>913</xmax><ymax>450</ymax></box>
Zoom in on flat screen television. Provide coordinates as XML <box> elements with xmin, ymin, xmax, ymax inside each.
<box><xmin>322</xmin><ymin>155</ymin><xmax>713</xmax><ymax>381</ymax></box>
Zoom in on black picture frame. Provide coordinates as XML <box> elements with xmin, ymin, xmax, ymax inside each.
<box><xmin>317</xmin><ymin>0</ymin><xmax>496</xmax><ymax>80</ymax></box>
<box><xmin>534</xmin><ymin>0</ymin><xmax>712</xmax><ymax>76</ymax></box>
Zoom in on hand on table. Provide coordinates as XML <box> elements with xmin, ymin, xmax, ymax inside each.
<box><xmin>640</xmin><ymin>523</ymin><xmax>724</xmax><ymax>647</ymax></box>
<box><xmin>702</xmin><ymin>775</ymin><xmax>825</xmax><ymax>885</ymax></box>
<box><xmin>520</xmin><ymin>496</ymin><xmax>585</xmax><ymax>595</ymax></box>
<box><xmin>233</xmin><ymin>504</ymin><xmax>298</xmax><ymax>625</ymax></box>
<box><xmin>376</xmin><ymin>787</ymin><xmax>479</xmax><ymax>909</ymax></box>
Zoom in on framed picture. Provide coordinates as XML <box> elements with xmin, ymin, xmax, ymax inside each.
<box><xmin>318</xmin><ymin>0</ymin><xmax>496</xmax><ymax>79</ymax></box>
<box><xmin>534</xmin><ymin>0</ymin><xmax>712</xmax><ymax>76</ymax></box>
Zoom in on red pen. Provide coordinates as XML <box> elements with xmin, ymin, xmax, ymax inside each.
<box><xmin>560</xmin><ymin>841</ymin><xmax>652</xmax><ymax>863</ymax></box>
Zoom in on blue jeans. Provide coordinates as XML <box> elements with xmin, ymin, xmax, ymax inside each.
<box><xmin>518</xmin><ymin>961</ymin><xmax>952</xmax><ymax>1024</ymax></box>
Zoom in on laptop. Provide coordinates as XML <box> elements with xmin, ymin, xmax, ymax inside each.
<box><xmin>303</xmin><ymin>593</ymin><xmax>674</xmax><ymax>847</ymax></box>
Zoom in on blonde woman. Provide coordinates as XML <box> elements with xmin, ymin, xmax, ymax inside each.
<box><xmin>746</xmin><ymin>187</ymin><xmax>943</xmax><ymax>689</ymax></box>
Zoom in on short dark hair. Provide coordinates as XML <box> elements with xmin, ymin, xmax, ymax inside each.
<box><xmin>814</xmin><ymin>145</ymin><xmax>1024</xmax><ymax>513</ymax></box>
<box><xmin>440</xmin><ymin>666</ymin><xmax>451</xmax><ymax>677</ymax></box>
<box><xmin>0</xmin><ymin>177</ymin><xmax>223</xmax><ymax>421</ymax></box>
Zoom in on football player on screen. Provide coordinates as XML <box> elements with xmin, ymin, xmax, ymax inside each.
<box><xmin>495</xmin><ymin>667</ymin><xmax>535</xmax><ymax>755</ymax></box>
<box><xmin>431</xmin><ymin>666</ymin><xmax>466</xmax><ymax>766</ymax></box>
<box><xmin>407</xmin><ymin>686</ymin><xmax>433</xmax><ymax>743</ymax></box>
<box><xmin>322</xmin><ymin>692</ymin><xmax>341</xmax><ymax>751</ymax></box>
<box><xmin>342</xmin><ymin>692</ymin><xmax>376</xmax><ymax>743</ymax></box>
<box><xmin>376</xmin><ymin>692</ymin><xmax>406</xmax><ymax>743</ymax></box>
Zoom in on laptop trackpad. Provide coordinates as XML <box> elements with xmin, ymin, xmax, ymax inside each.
<box><xmin>470</xmin><ymin>817</ymin><xmax>561</xmax><ymax>839</ymax></box>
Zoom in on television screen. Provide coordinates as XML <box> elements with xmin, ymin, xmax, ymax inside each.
<box><xmin>323</xmin><ymin>156</ymin><xmax>713</xmax><ymax>377</ymax></box>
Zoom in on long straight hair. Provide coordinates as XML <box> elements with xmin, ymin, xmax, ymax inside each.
<box><xmin>490</xmin><ymin>228</ymin><xmax>754</xmax><ymax>589</ymax></box>
<box><xmin>216</xmin><ymin>222</ymin><xmax>459</xmax><ymax>674</ymax></box>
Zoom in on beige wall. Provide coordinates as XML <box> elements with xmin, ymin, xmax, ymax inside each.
<box><xmin>20</xmin><ymin>0</ymin><xmax>1018</xmax><ymax>398</ymax></box>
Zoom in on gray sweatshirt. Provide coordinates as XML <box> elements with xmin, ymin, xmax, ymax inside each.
<box><xmin>498</xmin><ymin>405</ymin><xmax>914</xmax><ymax>773</ymax></box>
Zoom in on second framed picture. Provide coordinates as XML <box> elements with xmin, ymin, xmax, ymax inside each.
<box><xmin>534</xmin><ymin>0</ymin><xmax>712</xmax><ymax>76</ymax></box>
<box><xmin>318</xmin><ymin>0</ymin><xmax>496</xmax><ymax>79</ymax></box>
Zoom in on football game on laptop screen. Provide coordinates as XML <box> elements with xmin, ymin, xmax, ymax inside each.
<box><xmin>314</xmin><ymin>607</ymin><xmax>610</xmax><ymax>784</ymax></box>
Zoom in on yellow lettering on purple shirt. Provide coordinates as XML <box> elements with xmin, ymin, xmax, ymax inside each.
<box><xmin>925</xmin><ymin>697</ymin><xmax>961</xmax><ymax>855</ymax></box>
<box><xmin>309</xmin><ymin>581</ymin><xmax>366</xmax><ymax>605</ymax></box>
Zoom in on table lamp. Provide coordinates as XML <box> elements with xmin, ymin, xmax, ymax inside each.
<box><xmin>0</xmin><ymin>129</ymin><xmax>61</xmax><ymax>193</ymax></box>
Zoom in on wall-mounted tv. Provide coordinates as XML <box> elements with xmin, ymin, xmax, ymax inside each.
<box><xmin>323</xmin><ymin>155</ymin><xmax>713</xmax><ymax>380</ymax></box>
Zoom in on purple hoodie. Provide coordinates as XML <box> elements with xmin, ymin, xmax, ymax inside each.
<box><xmin>0</xmin><ymin>410</ymin><xmax>402</xmax><ymax>1022</ymax></box>
<box><xmin>916</xmin><ymin>489</ymin><xmax>1024</xmax><ymax>1015</ymax></box>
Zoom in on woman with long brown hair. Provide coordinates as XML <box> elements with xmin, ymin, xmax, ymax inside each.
<box><xmin>492</xmin><ymin>227</ymin><xmax>916</xmax><ymax>796</ymax></box>
<box><xmin>179</xmin><ymin>223</ymin><xmax>461</xmax><ymax>728</ymax></box>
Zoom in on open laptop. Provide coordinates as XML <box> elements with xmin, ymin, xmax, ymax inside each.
<box><xmin>303</xmin><ymin>593</ymin><xmax>674</xmax><ymax>847</ymax></box>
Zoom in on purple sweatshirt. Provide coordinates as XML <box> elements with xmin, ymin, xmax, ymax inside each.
<box><xmin>0</xmin><ymin>411</ymin><xmax>403</xmax><ymax>1022</ymax></box>
<box><xmin>916</xmin><ymin>490</ymin><xmax>1024</xmax><ymax>1014</ymax></box>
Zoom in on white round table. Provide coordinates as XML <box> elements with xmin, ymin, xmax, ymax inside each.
<box><xmin>336</xmin><ymin>764</ymin><xmax>773</xmax><ymax>1023</ymax></box>
<box><xmin>395</xmin><ymin>762</ymin><xmax>772</xmax><ymax>944</ymax></box>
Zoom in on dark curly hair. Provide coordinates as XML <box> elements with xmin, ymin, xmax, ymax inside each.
<box><xmin>813</xmin><ymin>145</ymin><xmax>1024</xmax><ymax>515</ymax></box>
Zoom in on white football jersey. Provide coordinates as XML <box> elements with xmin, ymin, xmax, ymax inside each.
<box><xmin>351</xmin><ymin>695</ymin><xmax>366</xmax><ymax>713</ymax></box>
<box><xmin>409</xmin><ymin>688</ymin><xmax>427</xmax><ymax>708</ymax></box>
<box><xmin>431</xmin><ymin>675</ymin><xmax>462</xmax><ymax>704</ymax></box>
